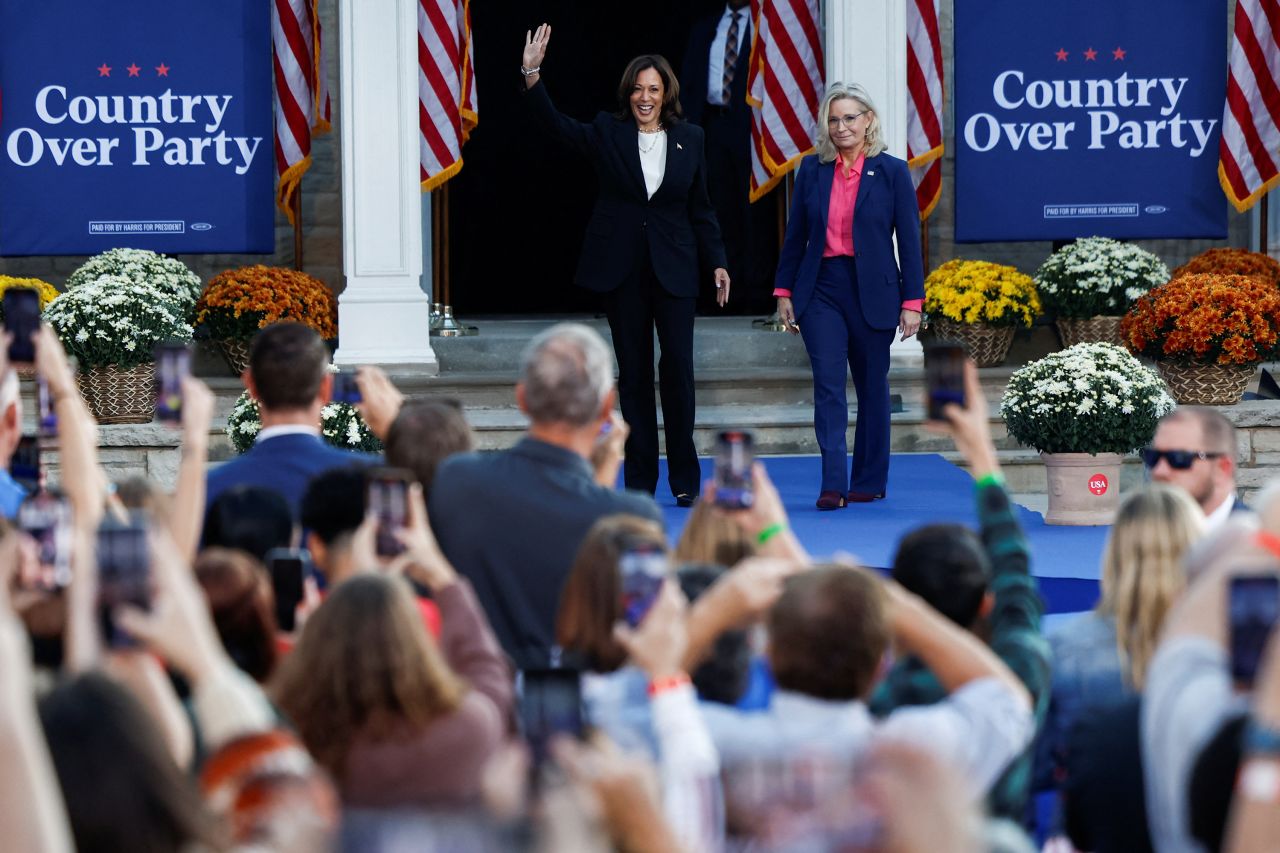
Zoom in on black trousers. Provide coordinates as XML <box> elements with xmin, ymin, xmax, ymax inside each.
<box><xmin>603</xmin><ymin>250</ymin><xmax>701</xmax><ymax>497</ymax></box>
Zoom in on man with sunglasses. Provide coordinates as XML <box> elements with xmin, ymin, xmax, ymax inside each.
<box><xmin>1141</xmin><ymin>408</ymin><xmax>1243</xmax><ymax>530</ymax></box>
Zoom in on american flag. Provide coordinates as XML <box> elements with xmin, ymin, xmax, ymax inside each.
<box><xmin>907</xmin><ymin>0</ymin><xmax>944</xmax><ymax>220</ymax></box>
<box><xmin>746</xmin><ymin>0</ymin><xmax>824</xmax><ymax>202</ymax></box>
<box><xmin>419</xmin><ymin>0</ymin><xmax>478</xmax><ymax>191</ymax></box>
<box><xmin>271</xmin><ymin>0</ymin><xmax>330</xmax><ymax>224</ymax></box>
<box><xmin>1219</xmin><ymin>0</ymin><xmax>1280</xmax><ymax>213</ymax></box>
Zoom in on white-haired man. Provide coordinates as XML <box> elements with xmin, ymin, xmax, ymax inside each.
<box><xmin>429</xmin><ymin>323</ymin><xmax>663</xmax><ymax>670</ymax></box>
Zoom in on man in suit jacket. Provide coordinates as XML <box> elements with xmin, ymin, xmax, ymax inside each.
<box><xmin>682</xmin><ymin>1</ymin><xmax>776</xmax><ymax>312</ymax></box>
<box><xmin>429</xmin><ymin>323</ymin><xmax>663</xmax><ymax>670</ymax></box>
<box><xmin>206</xmin><ymin>322</ymin><xmax>377</xmax><ymax>522</ymax></box>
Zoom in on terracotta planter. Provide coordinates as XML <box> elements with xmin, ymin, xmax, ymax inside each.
<box><xmin>930</xmin><ymin>320</ymin><xmax>1015</xmax><ymax>367</ymax></box>
<box><xmin>1042</xmin><ymin>451</ymin><xmax>1124</xmax><ymax>526</ymax></box>
<box><xmin>1157</xmin><ymin>361</ymin><xmax>1255</xmax><ymax>406</ymax></box>
<box><xmin>1055</xmin><ymin>315</ymin><xmax>1124</xmax><ymax>349</ymax></box>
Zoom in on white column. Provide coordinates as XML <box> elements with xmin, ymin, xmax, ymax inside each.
<box><xmin>336</xmin><ymin>0</ymin><xmax>438</xmax><ymax>372</ymax></box>
<box><xmin>826</xmin><ymin>0</ymin><xmax>922</xmax><ymax>366</ymax></box>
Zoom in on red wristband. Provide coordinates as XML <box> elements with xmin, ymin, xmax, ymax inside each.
<box><xmin>647</xmin><ymin>673</ymin><xmax>691</xmax><ymax>697</ymax></box>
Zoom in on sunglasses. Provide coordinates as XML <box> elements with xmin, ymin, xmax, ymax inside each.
<box><xmin>1138</xmin><ymin>447</ymin><xmax>1223</xmax><ymax>470</ymax></box>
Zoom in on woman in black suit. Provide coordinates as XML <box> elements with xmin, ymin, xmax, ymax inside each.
<box><xmin>521</xmin><ymin>24</ymin><xmax>730</xmax><ymax>506</ymax></box>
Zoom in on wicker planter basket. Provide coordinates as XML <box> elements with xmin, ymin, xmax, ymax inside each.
<box><xmin>1157</xmin><ymin>361</ymin><xmax>1256</xmax><ymax>406</ymax></box>
<box><xmin>1055</xmin><ymin>316</ymin><xmax>1124</xmax><ymax>349</ymax></box>
<box><xmin>77</xmin><ymin>363</ymin><xmax>156</xmax><ymax>424</ymax></box>
<box><xmin>930</xmin><ymin>320</ymin><xmax>1015</xmax><ymax>367</ymax></box>
<box><xmin>216</xmin><ymin>339</ymin><xmax>252</xmax><ymax>375</ymax></box>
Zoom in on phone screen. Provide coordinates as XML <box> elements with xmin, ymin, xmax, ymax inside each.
<box><xmin>714</xmin><ymin>430</ymin><xmax>755</xmax><ymax>510</ymax></box>
<box><xmin>619</xmin><ymin>544</ymin><xmax>667</xmax><ymax>628</ymax></box>
<box><xmin>924</xmin><ymin>342</ymin><xmax>967</xmax><ymax>421</ymax></box>
<box><xmin>17</xmin><ymin>493</ymin><xmax>72</xmax><ymax>591</ymax></box>
<box><xmin>266</xmin><ymin>548</ymin><xmax>308</xmax><ymax>632</ymax></box>
<box><xmin>10</xmin><ymin>435</ymin><xmax>40</xmax><ymax>494</ymax></box>
<box><xmin>331</xmin><ymin>369</ymin><xmax>362</xmax><ymax>405</ymax></box>
<box><xmin>367</xmin><ymin>469</ymin><xmax>410</xmax><ymax>557</ymax></box>
<box><xmin>520</xmin><ymin>668</ymin><xmax>585</xmax><ymax>766</ymax></box>
<box><xmin>1230</xmin><ymin>574</ymin><xmax>1279</xmax><ymax>686</ymax></box>
<box><xmin>96</xmin><ymin>522</ymin><xmax>151</xmax><ymax>648</ymax></box>
<box><xmin>154</xmin><ymin>343</ymin><xmax>191</xmax><ymax>423</ymax></box>
<box><xmin>36</xmin><ymin>378</ymin><xmax>58</xmax><ymax>438</ymax></box>
<box><xmin>4</xmin><ymin>287</ymin><xmax>40</xmax><ymax>364</ymax></box>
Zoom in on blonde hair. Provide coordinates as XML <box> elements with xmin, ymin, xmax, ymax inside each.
<box><xmin>816</xmin><ymin>82</ymin><xmax>886</xmax><ymax>163</ymax></box>
<box><xmin>674</xmin><ymin>499</ymin><xmax>755</xmax><ymax>567</ymax></box>
<box><xmin>1097</xmin><ymin>484</ymin><xmax>1204</xmax><ymax>688</ymax></box>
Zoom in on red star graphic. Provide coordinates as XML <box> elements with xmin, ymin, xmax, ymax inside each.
<box><xmin>96</xmin><ymin>63</ymin><xmax>111</xmax><ymax>77</ymax></box>
<box><xmin>126</xmin><ymin>63</ymin><xmax>141</xmax><ymax>77</ymax></box>
<box><xmin>155</xmin><ymin>63</ymin><xmax>170</xmax><ymax>77</ymax></box>
<box><xmin>1084</xmin><ymin>47</ymin><xmax>1098</xmax><ymax>61</ymax></box>
<box><xmin>1055</xmin><ymin>48</ymin><xmax>1068</xmax><ymax>61</ymax></box>
<box><xmin>1112</xmin><ymin>46</ymin><xmax>1127</xmax><ymax>60</ymax></box>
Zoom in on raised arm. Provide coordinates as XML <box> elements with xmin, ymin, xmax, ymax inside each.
<box><xmin>0</xmin><ymin>535</ymin><xmax>74</xmax><ymax>853</ymax></box>
<box><xmin>33</xmin><ymin>327</ymin><xmax>106</xmax><ymax>528</ymax></box>
<box><xmin>521</xmin><ymin>23</ymin><xmax>596</xmax><ymax>154</ymax></box>
<box><xmin>167</xmin><ymin>376</ymin><xmax>215</xmax><ymax>563</ymax></box>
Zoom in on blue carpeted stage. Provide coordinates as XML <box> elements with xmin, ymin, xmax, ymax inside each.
<box><xmin>657</xmin><ymin>453</ymin><xmax>1106</xmax><ymax>616</ymax></box>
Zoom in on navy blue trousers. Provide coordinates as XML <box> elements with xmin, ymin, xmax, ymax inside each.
<box><xmin>798</xmin><ymin>257</ymin><xmax>894</xmax><ymax>494</ymax></box>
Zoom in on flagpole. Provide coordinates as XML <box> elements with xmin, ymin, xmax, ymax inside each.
<box><xmin>753</xmin><ymin>177</ymin><xmax>792</xmax><ymax>332</ymax></box>
<box><xmin>920</xmin><ymin>218</ymin><xmax>930</xmax><ymax>274</ymax></box>
<box><xmin>1263</xmin><ymin>196</ymin><xmax>1271</xmax><ymax>256</ymax></box>
<box><xmin>292</xmin><ymin>188</ymin><xmax>304</xmax><ymax>271</ymax></box>
<box><xmin>431</xmin><ymin>182</ymin><xmax>477</xmax><ymax>337</ymax></box>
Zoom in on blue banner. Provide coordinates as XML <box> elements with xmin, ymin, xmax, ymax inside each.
<box><xmin>0</xmin><ymin>0</ymin><xmax>273</xmax><ymax>255</ymax></box>
<box><xmin>953</xmin><ymin>0</ymin><xmax>1227</xmax><ymax>242</ymax></box>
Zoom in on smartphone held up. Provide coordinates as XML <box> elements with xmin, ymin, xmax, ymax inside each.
<box><xmin>714</xmin><ymin>430</ymin><xmax>755</xmax><ymax>511</ymax></box>
<box><xmin>4</xmin><ymin>286</ymin><xmax>41</xmax><ymax>365</ymax></box>
<box><xmin>924</xmin><ymin>342</ymin><xmax>967</xmax><ymax>422</ymax></box>
<box><xmin>367</xmin><ymin>468</ymin><xmax>412</xmax><ymax>558</ymax></box>
<box><xmin>154</xmin><ymin>342</ymin><xmax>192</xmax><ymax>423</ymax></box>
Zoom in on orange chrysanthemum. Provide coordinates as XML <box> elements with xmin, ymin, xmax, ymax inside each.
<box><xmin>195</xmin><ymin>266</ymin><xmax>337</xmax><ymax>341</ymax></box>
<box><xmin>1121</xmin><ymin>273</ymin><xmax>1280</xmax><ymax>366</ymax></box>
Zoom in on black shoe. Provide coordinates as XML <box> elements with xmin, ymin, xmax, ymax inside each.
<box><xmin>675</xmin><ymin>493</ymin><xmax>697</xmax><ymax>508</ymax></box>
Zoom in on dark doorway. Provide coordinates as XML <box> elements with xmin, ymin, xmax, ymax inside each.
<box><xmin>446</xmin><ymin>0</ymin><xmax>780</xmax><ymax>316</ymax></box>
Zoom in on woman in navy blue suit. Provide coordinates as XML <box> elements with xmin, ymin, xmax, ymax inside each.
<box><xmin>773</xmin><ymin>83</ymin><xmax>924</xmax><ymax>510</ymax></box>
<box><xmin>521</xmin><ymin>24</ymin><xmax>730</xmax><ymax>506</ymax></box>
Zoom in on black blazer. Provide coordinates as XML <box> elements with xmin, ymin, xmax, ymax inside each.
<box><xmin>680</xmin><ymin>8</ymin><xmax>752</xmax><ymax>138</ymax></box>
<box><xmin>525</xmin><ymin>81</ymin><xmax>727</xmax><ymax>298</ymax></box>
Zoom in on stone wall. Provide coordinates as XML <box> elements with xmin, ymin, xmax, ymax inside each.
<box><xmin>0</xmin><ymin>2</ymin><xmax>345</xmax><ymax>293</ymax></box>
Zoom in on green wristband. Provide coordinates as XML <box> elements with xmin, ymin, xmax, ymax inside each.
<box><xmin>974</xmin><ymin>471</ymin><xmax>1006</xmax><ymax>490</ymax></box>
<box><xmin>757</xmin><ymin>522</ymin><xmax>788</xmax><ymax>546</ymax></box>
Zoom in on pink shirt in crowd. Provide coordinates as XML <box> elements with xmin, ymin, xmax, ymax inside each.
<box><xmin>774</xmin><ymin>154</ymin><xmax>923</xmax><ymax>313</ymax></box>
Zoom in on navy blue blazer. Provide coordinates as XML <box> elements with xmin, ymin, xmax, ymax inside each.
<box><xmin>680</xmin><ymin>9</ymin><xmax>752</xmax><ymax>136</ymax></box>
<box><xmin>774</xmin><ymin>153</ymin><xmax>924</xmax><ymax>330</ymax></box>
<box><xmin>205</xmin><ymin>433</ymin><xmax>379</xmax><ymax>520</ymax></box>
<box><xmin>525</xmin><ymin>81</ymin><xmax>727</xmax><ymax>298</ymax></box>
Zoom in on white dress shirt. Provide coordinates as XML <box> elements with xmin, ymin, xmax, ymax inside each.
<box><xmin>706</xmin><ymin>5</ymin><xmax>750</xmax><ymax>106</ymax></box>
<box><xmin>638</xmin><ymin>130</ymin><xmax>667</xmax><ymax>199</ymax></box>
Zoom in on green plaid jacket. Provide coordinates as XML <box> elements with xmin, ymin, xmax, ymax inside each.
<box><xmin>868</xmin><ymin>480</ymin><xmax>1051</xmax><ymax>823</ymax></box>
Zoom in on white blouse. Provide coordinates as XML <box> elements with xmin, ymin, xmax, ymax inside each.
<box><xmin>638</xmin><ymin>130</ymin><xmax>667</xmax><ymax>199</ymax></box>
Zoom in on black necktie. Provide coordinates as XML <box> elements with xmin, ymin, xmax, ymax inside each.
<box><xmin>721</xmin><ymin>12</ymin><xmax>741</xmax><ymax>104</ymax></box>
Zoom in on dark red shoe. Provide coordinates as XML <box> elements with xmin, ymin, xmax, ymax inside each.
<box><xmin>846</xmin><ymin>490</ymin><xmax>885</xmax><ymax>503</ymax></box>
<box><xmin>816</xmin><ymin>490</ymin><xmax>846</xmax><ymax>510</ymax></box>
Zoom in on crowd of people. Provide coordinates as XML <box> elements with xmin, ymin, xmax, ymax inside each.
<box><xmin>1</xmin><ymin>317</ymin><xmax>1279</xmax><ymax>853</ymax></box>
